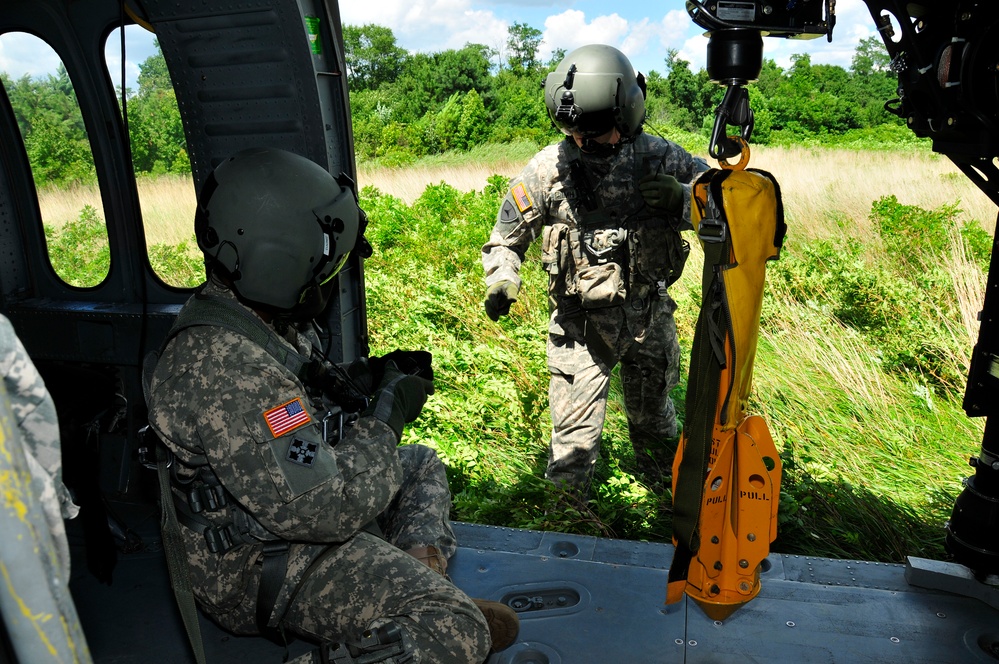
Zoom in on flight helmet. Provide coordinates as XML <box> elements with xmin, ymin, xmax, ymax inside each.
<box><xmin>195</xmin><ymin>147</ymin><xmax>360</xmax><ymax>320</ymax></box>
<box><xmin>544</xmin><ymin>44</ymin><xmax>647</xmax><ymax>141</ymax></box>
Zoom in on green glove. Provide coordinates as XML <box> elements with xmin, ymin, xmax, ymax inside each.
<box><xmin>639</xmin><ymin>172</ymin><xmax>683</xmax><ymax>214</ymax></box>
<box><xmin>484</xmin><ymin>281</ymin><xmax>519</xmax><ymax>321</ymax></box>
<box><xmin>362</xmin><ymin>363</ymin><xmax>434</xmax><ymax>439</ymax></box>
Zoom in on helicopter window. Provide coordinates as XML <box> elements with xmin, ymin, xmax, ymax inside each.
<box><xmin>105</xmin><ymin>25</ymin><xmax>200</xmax><ymax>290</ymax></box>
<box><xmin>0</xmin><ymin>31</ymin><xmax>109</xmax><ymax>288</ymax></box>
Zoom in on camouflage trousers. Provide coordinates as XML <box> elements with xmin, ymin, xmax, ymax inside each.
<box><xmin>277</xmin><ymin>445</ymin><xmax>491</xmax><ymax>663</ymax></box>
<box><xmin>545</xmin><ymin>301</ymin><xmax>681</xmax><ymax>490</ymax></box>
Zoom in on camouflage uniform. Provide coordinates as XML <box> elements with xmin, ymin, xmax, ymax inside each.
<box><xmin>0</xmin><ymin>313</ymin><xmax>79</xmax><ymax>580</ymax></box>
<box><xmin>147</xmin><ymin>281</ymin><xmax>490</xmax><ymax>662</ymax></box>
<box><xmin>482</xmin><ymin>133</ymin><xmax>708</xmax><ymax>488</ymax></box>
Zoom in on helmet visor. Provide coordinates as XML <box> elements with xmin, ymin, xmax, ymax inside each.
<box><xmin>563</xmin><ymin>108</ymin><xmax>616</xmax><ymax>138</ymax></box>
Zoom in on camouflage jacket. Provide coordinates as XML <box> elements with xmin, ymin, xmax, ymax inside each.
<box><xmin>482</xmin><ymin>132</ymin><xmax>708</xmax><ymax>352</ymax></box>
<box><xmin>147</xmin><ymin>281</ymin><xmax>404</xmax><ymax>628</ymax></box>
<box><xmin>1</xmin><ymin>313</ymin><xmax>79</xmax><ymax>582</ymax></box>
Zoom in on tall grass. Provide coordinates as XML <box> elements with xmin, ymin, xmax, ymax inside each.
<box><xmin>37</xmin><ymin>145</ymin><xmax>996</xmax><ymax>244</ymax></box>
<box><xmin>40</xmin><ymin>144</ymin><xmax>995</xmax><ymax>562</ymax></box>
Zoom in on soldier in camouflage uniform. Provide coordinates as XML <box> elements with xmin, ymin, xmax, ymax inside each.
<box><xmin>1</xmin><ymin>313</ymin><xmax>79</xmax><ymax>581</ymax></box>
<box><xmin>482</xmin><ymin>45</ymin><xmax>708</xmax><ymax>492</ymax></box>
<box><xmin>147</xmin><ymin>148</ymin><xmax>517</xmax><ymax>663</ymax></box>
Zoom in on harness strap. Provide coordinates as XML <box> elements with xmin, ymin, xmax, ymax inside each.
<box><xmin>667</xmin><ymin>167</ymin><xmax>734</xmax><ymax>599</ymax></box>
<box><xmin>257</xmin><ymin>541</ymin><xmax>291</xmax><ymax>644</ymax></box>
<box><xmin>156</xmin><ymin>446</ymin><xmax>208</xmax><ymax>664</ymax></box>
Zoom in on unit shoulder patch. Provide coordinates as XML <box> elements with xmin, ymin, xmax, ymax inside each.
<box><xmin>287</xmin><ymin>437</ymin><xmax>319</xmax><ymax>467</ymax></box>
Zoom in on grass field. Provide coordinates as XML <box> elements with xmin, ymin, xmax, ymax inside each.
<box><xmin>37</xmin><ymin>142</ymin><xmax>997</xmax><ymax>247</ymax></box>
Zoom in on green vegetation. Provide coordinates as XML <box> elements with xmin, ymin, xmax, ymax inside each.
<box><xmin>345</xmin><ymin>28</ymin><xmax>915</xmax><ymax>162</ymax></box>
<box><xmin>46</xmin><ymin>203</ymin><xmax>203</xmax><ymax>288</ymax></box>
<box><xmin>357</xmin><ymin>176</ymin><xmax>988</xmax><ymax>563</ymax></box>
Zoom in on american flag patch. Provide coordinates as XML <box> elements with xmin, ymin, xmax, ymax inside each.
<box><xmin>511</xmin><ymin>183</ymin><xmax>532</xmax><ymax>213</ymax></box>
<box><xmin>263</xmin><ymin>398</ymin><xmax>311</xmax><ymax>437</ymax></box>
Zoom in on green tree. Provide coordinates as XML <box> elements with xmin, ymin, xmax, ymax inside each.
<box><xmin>380</xmin><ymin>45</ymin><xmax>493</xmax><ymax>124</ymax></box>
<box><xmin>545</xmin><ymin>47</ymin><xmax>567</xmax><ymax>69</ymax></box>
<box><xmin>506</xmin><ymin>22</ymin><xmax>542</xmax><ymax>74</ymax></box>
<box><xmin>488</xmin><ymin>70</ymin><xmax>555</xmax><ymax>145</ymax></box>
<box><xmin>851</xmin><ymin>35</ymin><xmax>891</xmax><ymax>76</ymax></box>
<box><xmin>649</xmin><ymin>49</ymin><xmax>705</xmax><ymax>132</ymax></box>
<box><xmin>768</xmin><ymin>54</ymin><xmax>859</xmax><ymax>135</ymax></box>
<box><xmin>3</xmin><ymin>67</ymin><xmax>95</xmax><ymax>187</ymax></box>
<box><xmin>126</xmin><ymin>44</ymin><xmax>188</xmax><ymax>174</ymax></box>
<box><xmin>343</xmin><ymin>24</ymin><xmax>408</xmax><ymax>91</ymax></box>
<box><xmin>664</xmin><ymin>49</ymin><xmax>698</xmax><ymax>111</ymax></box>
<box><xmin>848</xmin><ymin>36</ymin><xmax>900</xmax><ymax>127</ymax></box>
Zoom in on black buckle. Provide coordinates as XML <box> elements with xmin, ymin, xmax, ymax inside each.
<box><xmin>698</xmin><ymin>216</ymin><xmax>727</xmax><ymax>244</ymax></box>
<box><xmin>204</xmin><ymin>523</ymin><xmax>238</xmax><ymax>554</ymax></box>
<box><xmin>187</xmin><ymin>484</ymin><xmax>228</xmax><ymax>513</ymax></box>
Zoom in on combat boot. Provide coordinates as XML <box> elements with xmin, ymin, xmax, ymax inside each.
<box><xmin>405</xmin><ymin>545</ymin><xmax>520</xmax><ymax>652</ymax></box>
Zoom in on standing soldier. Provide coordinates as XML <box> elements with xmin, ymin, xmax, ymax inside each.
<box><xmin>482</xmin><ymin>45</ymin><xmax>708</xmax><ymax>494</ymax></box>
<box><xmin>147</xmin><ymin>148</ymin><xmax>517</xmax><ymax>663</ymax></box>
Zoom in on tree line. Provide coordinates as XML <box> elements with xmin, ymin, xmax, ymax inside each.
<box><xmin>346</xmin><ymin>24</ymin><xmax>901</xmax><ymax>162</ymax></box>
<box><xmin>3</xmin><ymin>24</ymin><xmax>901</xmax><ymax>188</ymax></box>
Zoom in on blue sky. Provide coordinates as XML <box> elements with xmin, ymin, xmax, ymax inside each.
<box><xmin>338</xmin><ymin>0</ymin><xmax>880</xmax><ymax>78</ymax></box>
<box><xmin>0</xmin><ymin>0</ymin><xmax>879</xmax><ymax>92</ymax></box>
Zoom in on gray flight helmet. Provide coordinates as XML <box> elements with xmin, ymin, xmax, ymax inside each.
<box><xmin>544</xmin><ymin>44</ymin><xmax>647</xmax><ymax>140</ymax></box>
<box><xmin>195</xmin><ymin>147</ymin><xmax>360</xmax><ymax>317</ymax></box>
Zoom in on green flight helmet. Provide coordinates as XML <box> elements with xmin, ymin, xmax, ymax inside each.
<box><xmin>195</xmin><ymin>147</ymin><xmax>360</xmax><ymax>319</ymax></box>
<box><xmin>544</xmin><ymin>44</ymin><xmax>647</xmax><ymax>140</ymax></box>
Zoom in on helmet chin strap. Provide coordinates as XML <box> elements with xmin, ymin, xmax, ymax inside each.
<box><xmin>280</xmin><ymin>278</ymin><xmax>337</xmax><ymax>324</ymax></box>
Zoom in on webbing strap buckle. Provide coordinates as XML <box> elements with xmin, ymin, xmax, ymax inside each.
<box><xmin>204</xmin><ymin>523</ymin><xmax>239</xmax><ymax>554</ymax></box>
<box><xmin>698</xmin><ymin>216</ymin><xmax>727</xmax><ymax>244</ymax></box>
<box><xmin>187</xmin><ymin>483</ymin><xmax>228</xmax><ymax>513</ymax></box>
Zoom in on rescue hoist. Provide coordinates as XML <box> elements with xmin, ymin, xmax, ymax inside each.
<box><xmin>666</xmin><ymin>0</ymin><xmax>825</xmax><ymax>619</ymax></box>
<box><xmin>666</xmin><ymin>136</ymin><xmax>787</xmax><ymax>620</ymax></box>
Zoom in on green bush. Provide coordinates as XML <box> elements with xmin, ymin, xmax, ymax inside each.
<box><xmin>45</xmin><ymin>204</ymin><xmax>109</xmax><ymax>287</ymax></box>
<box><xmin>45</xmin><ymin>205</ymin><xmax>205</xmax><ymax>289</ymax></box>
<box><xmin>767</xmin><ymin>197</ymin><xmax>988</xmax><ymax>392</ymax></box>
<box><xmin>149</xmin><ymin>238</ymin><xmax>205</xmax><ymax>288</ymax></box>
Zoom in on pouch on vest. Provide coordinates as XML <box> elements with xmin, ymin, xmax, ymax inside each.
<box><xmin>542</xmin><ymin>223</ymin><xmax>573</xmax><ymax>304</ymax></box>
<box><xmin>576</xmin><ymin>262</ymin><xmax>627</xmax><ymax>309</ymax></box>
<box><xmin>630</xmin><ymin>220</ymin><xmax>689</xmax><ymax>288</ymax></box>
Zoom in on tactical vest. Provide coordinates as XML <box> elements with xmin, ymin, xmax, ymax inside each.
<box><xmin>146</xmin><ymin>290</ymin><xmax>376</xmax><ymax>641</ymax></box>
<box><xmin>541</xmin><ymin>141</ymin><xmax>690</xmax><ymax>311</ymax></box>
<box><xmin>144</xmin><ymin>291</ymin><xmax>325</xmax><ymax>553</ymax></box>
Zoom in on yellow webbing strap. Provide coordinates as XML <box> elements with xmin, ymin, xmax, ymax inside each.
<box><xmin>667</xmin><ymin>144</ymin><xmax>786</xmax><ymax>618</ymax></box>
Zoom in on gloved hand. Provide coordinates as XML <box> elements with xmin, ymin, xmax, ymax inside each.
<box><xmin>362</xmin><ymin>362</ymin><xmax>434</xmax><ymax>439</ymax></box>
<box><xmin>484</xmin><ymin>281</ymin><xmax>519</xmax><ymax>321</ymax></box>
<box><xmin>369</xmin><ymin>350</ymin><xmax>433</xmax><ymax>383</ymax></box>
<box><xmin>639</xmin><ymin>172</ymin><xmax>683</xmax><ymax>214</ymax></box>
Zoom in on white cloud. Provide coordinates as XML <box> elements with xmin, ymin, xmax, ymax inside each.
<box><xmin>541</xmin><ymin>10</ymin><xmax>630</xmax><ymax>57</ymax></box>
<box><xmin>539</xmin><ymin>9</ymin><xmax>693</xmax><ymax>74</ymax></box>
<box><xmin>0</xmin><ymin>33</ymin><xmax>62</xmax><ymax>81</ymax></box>
<box><xmin>340</xmin><ymin>0</ymin><xmax>509</xmax><ymax>58</ymax></box>
<box><xmin>678</xmin><ymin>34</ymin><xmax>710</xmax><ymax>72</ymax></box>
